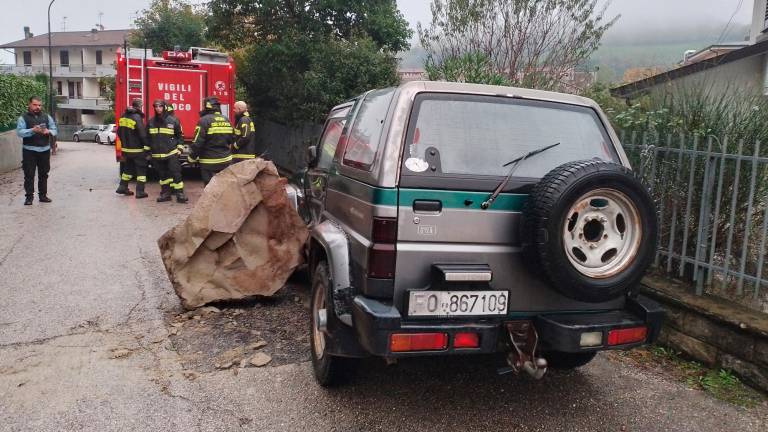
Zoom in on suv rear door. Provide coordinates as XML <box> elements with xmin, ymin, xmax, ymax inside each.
<box><xmin>395</xmin><ymin>92</ymin><xmax>624</xmax><ymax>316</ymax></box>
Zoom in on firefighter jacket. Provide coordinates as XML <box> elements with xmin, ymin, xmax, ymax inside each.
<box><xmin>117</xmin><ymin>108</ymin><xmax>148</xmax><ymax>155</ymax></box>
<box><xmin>190</xmin><ymin>110</ymin><xmax>233</xmax><ymax>165</ymax></box>
<box><xmin>147</xmin><ymin>111</ymin><xmax>183</xmax><ymax>159</ymax></box>
<box><xmin>233</xmin><ymin>112</ymin><xmax>256</xmax><ymax>159</ymax></box>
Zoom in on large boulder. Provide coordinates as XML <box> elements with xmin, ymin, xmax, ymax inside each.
<box><xmin>158</xmin><ymin>159</ymin><xmax>308</xmax><ymax>309</ymax></box>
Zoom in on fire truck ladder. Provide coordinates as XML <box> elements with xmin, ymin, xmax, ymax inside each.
<box><xmin>125</xmin><ymin>49</ymin><xmax>145</xmax><ymax>104</ymax></box>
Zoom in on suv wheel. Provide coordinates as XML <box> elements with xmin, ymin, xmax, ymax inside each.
<box><xmin>310</xmin><ymin>260</ymin><xmax>356</xmax><ymax>386</ymax></box>
<box><xmin>545</xmin><ymin>351</ymin><xmax>597</xmax><ymax>369</ymax></box>
<box><xmin>522</xmin><ymin>160</ymin><xmax>657</xmax><ymax>303</ymax></box>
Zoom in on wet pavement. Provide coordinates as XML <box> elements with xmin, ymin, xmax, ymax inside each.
<box><xmin>0</xmin><ymin>141</ymin><xmax>766</xmax><ymax>431</ymax></box>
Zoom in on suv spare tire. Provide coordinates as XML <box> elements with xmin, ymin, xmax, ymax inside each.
<box><xmin>522</xmin><ymin>159</ymin><xmax>657</xmax><ymax>303</ymax></box>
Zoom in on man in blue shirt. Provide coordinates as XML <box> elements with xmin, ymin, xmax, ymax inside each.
<box><xmin>16</xmin><ymin>96</ymin><xmax>57</xmax><ymax>205</ymax></box>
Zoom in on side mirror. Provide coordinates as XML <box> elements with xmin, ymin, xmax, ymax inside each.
<box><xmin>306</xmin><ymin>145</ymin><xmax>318</xmax><ymax>167</ymax></box>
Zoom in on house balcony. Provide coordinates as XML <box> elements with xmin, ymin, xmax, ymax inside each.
<box><xmin>55</xmin><ymin>96</ymin><xmax>111</xmax><ymax>111</ymax></box>
<box><xmin>0</xmin><ymin>63</ymin><xmax>115</xmax><ymax>78</ymax></box>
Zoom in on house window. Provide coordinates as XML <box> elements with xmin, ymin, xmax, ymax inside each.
<box><xmin>22</xmin><ymin>51</ymin><xmax>32</xmax><ymax>66</ymax></box>
<box><xmin>764</xmin><ymin>5</ymin><xmax>768</xmax><ymax>31</ymax></box>
<box><xmin>59</xmin><ymin>50</ymin><xmax>69</xmax><ymax>67</ymax></box>
<box><xmin>95</xmin><ymin>50</ymin><xmax>102</xmax><ymax>65</ymax></box>
<box><xmin>57</xmin><ymin>81</ymin><xmax>62</xmax><ymax>95</ymax></box>
<box><xmin>68</xmin><ymin>81</ymin><xmax>75</xmax><ymax>98</ymax></box>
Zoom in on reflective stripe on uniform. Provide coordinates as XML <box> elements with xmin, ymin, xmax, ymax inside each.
<box><xmin>143</xmin><ymin>146</ymin><xmax>151</xmax><ymax>151</ymax></box>
<box><xmin>176</xmin><ymin>145</ymin><xmax>185</xmax><ymax>151</ymax></box>
<box><xmin>159</xmin><ymin>178</ymin><xmax>173</xmax><ymax>185</ymax></box>
<box><xmin>193</xmin><ymin>126</ymin><xmax>201</xmax><ymax>142</ymax></box>
<box><xmin>121</xmin><ymin>173</ymin><xmax>133</xmax><ymax>181</ymax></box>
<box><xmin>199</xmin><ymin>155</ymin><xmax>232</xmax><ymax>164</ymax></box>
<box><xmin>207</xmin><ymin>126</ymin><xmax>233</xmax><ymax>135</ymax></box>
<box><xmin>148</xmin><ymin>127</ymin><xmax>175</xmax><ymax>135</ymax></box>
<box><xmin>121</xmin><ymin>147</ymin><xmax>144</xmax><ymax>153</ymax></box>
<box><xmin>136</xmin><ymin>176</ymin><xmax>147</xmax><ymax>183</ymax></box>
<box><xmin>233</xmin><ymin>154</ymin><xmax>256</xmax><ymax>159</ymax></box>
<box><xmin>151</xmin><ymin>149</ymin><xmax>180</xmax><ymax>158</ymax></box>
<box><xmin>118</xmin><ymin>118</ymin><xmax>136</xmax><ymax>129</ymax></box>
<box><xmin>234</xmin><ymin>129</ymin><xmax>242</xmax><ymax>136</ymax></box>
<box><xmin>170</xmin><ymin>182</ymin><xmax>184</xmax><ymax>190</ymax></box>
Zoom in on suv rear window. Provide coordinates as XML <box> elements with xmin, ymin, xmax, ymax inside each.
<box><xmin>402</xmin><ymin>93</ymin><xmax>617</xmax><ymax>179</ymax></box>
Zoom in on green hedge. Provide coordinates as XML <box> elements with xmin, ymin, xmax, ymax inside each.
<box><xmin>0</xmin><ymin>74</ymin><xmax>48</xmax><ymax>131</ymax></box>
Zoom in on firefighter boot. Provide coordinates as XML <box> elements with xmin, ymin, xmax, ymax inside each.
<box><xmin>156</xmin><ymin>184</ymin><xmax>172</xmax><ymax>202</ymax></box>
<box><xmin>135</xmin><ymin>182</ymin><xmax>148</xmax><ymax>199</ymax></box>
<box><xmin>115</xmin><ymin>181</ymin><xmax>134</xmax><ymax>196</ymax></box>
<box><xmin>176</xmin><ymin>189</ymin><xmax>188</xmax><ymax>204</ymax></box>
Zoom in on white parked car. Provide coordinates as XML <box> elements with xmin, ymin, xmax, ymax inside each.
<box><xmin>96</xmin><ymin>124</ymin><xmax>117</xmax><ymax>145</ymax></box>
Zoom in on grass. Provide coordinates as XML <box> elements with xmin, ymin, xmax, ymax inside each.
<box><xmin>611</xmin><ymin>345</ymin><xmax>766</xmax><ymax>408</ymax></box>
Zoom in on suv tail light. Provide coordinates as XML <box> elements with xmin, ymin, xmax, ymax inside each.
<box><xmin>372</xmin><ymin>217</ymin><xmax>397</xmax><ymax>243</ymax></box>
<box><xmin>607</xmin><ymin>326</ymin><xmax>647</xmax><ymax>346</ymax></box>
<box><xmin>368</xmin><ymin>218</ymin><xmax>397</xmax><ymax>279</ymax></box>
<box><xmin>390</xmin><ymin>332</ymin><xmax>448</xmax><ymax>352</ymax></box>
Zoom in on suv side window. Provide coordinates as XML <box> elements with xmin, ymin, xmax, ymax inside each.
<box><xmin>342</xmin><ymin>88</ymin><xmax>395</xmax><ymax>171</ymax></box>
<box><xmin>317</xmin><ymin>107</ymin><xmax>350</xmax><ymax>170</ymax></box>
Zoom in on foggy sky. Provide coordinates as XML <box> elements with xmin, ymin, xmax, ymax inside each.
<box><xmin>0</xmin><ymin>0</ymin><xmax>755</xmax><ymax>63</ymax></box>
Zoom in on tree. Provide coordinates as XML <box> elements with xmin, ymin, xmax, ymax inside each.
<box><xmin>131</xmin><ymin>0</ymin><xmax>206</xmax><ymax>53</ymax></box>
<box><xmin>425</xmin><ymin>52</ymin><xmax>510</xmax><ymax>85</ymax></box>
<box><xmin>419</xmin><ymin>0</ymin><xmax>617</xmax><ymax>91</ymax></box>
<box><xmin>206</xmin><ymin>0</ymin><xmax>411</xmax><ymax>124</ymax></box>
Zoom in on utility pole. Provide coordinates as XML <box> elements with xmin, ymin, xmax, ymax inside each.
<box><xmin>48</xmin><ymin>0</ymin><xmax>56</xmax><ymax>118</ymax></box>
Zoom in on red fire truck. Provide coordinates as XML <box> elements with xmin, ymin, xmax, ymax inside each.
<box><xmin>114</xmin><ymin>47</ymin><xmax>236</xmax><ymax>164</ymax></box>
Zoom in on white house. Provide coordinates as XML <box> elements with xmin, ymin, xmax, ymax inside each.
<box><xmin>612</xmin><ymin>1</ymin><xmax>768</xmax><ymax>100</ymax></box>
<box><xmin>0</xmin><ymin>27</ymin><xmax>130</xmax><ymax>125</ymax></box>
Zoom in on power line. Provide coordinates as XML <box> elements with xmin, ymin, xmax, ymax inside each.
<box><xmin>715</xmin><ymin>0</ymin><xmax>745</xmax><ymax>45</ymax></box>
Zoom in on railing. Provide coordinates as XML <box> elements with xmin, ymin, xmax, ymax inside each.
<box><xmin>621</xmin><ymin>132</ymin><xmax>768</xmax><ymax>314</ymax></box>
<box><xmin>0</xmin><ymin>63</ymin><xmax>115</xmax><ymax>77</ymax></box>
<box><xmin>55</xmin><ymin>96</ymin><xmax>111</xmax><ymax>110</ymax></box>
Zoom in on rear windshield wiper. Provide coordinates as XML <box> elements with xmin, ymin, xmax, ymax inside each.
<box><xmin>480</xmin><ymin>142</ymin><xmax>561</xmax><ymax>210</ymax></box>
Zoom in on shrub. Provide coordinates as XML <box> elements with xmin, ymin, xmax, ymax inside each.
<box><xmin>0</xmin><ymin>74</ymin><xmax>48</xmax><ymax>130</ymax></box>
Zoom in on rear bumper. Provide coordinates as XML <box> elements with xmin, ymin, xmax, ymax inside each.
<box><xmin>350</xmin><ymin>294</ymin><xmax>664</xmax><ymax>357</ymax></box>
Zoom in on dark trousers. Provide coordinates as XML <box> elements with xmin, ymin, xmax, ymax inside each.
<box><xmin>200</xmin><ymin>162</ymin><xmax>229</xmax><ymax>186</ymax></box>
<box><xmin>22</xmin><ymin>148</ymin><xmax>51</xmax><ymax>198</ymax></box>
<box><xmin>154</xmin><ymin>154</ymin><xmax>184</xmax><ymax>191</ymax></box>
<box><xmin>119</xmin><ymin>154</ymin><xmax>148</xmax><ymax>184</ymax></box>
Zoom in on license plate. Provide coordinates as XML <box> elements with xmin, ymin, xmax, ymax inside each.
<box><xmin>408</xmin><ymin>291</ymin><xmax>509</xmax><ymax>317</ymax></box>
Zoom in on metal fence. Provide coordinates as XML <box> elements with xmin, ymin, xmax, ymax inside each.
<box><xmin>622</xmin><ymin>132</ymin><xmax>768</xmax><ymax>314</ymax></box>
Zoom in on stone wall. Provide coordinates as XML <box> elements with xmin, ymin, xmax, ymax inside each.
<box><xmin>642</xmin><ymin>274</ymin><xmax>768</xmax><ymax>392</ymax></box>
<box><xmin>0</xmin><ymin>130</ymin><xmax>21</xmax><ymax>174</ymax></box>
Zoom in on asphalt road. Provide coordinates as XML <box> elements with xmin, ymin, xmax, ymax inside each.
<box><xmin>0</xmin><ymin>142</ymin><xmax>766</xmax><ymax>432</ymax></box>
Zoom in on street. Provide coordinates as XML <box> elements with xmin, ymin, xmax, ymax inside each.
<box><xmin>0</xmin><ymin>141</ymin><xmax>766</xmax><ymax>432</ymax></box>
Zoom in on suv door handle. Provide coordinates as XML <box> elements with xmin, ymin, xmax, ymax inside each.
<box><xmin>413</xmin><ymin>200</ymin><xmax>442</xmax><ymax>213</ymax></box>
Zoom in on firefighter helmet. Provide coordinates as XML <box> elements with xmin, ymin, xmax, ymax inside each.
<box><xmin>131</xmin><ymin>98</ymin><xmax>142</xmax><ymax>110</ymax></box>
<box><xmin>204</xmin><ymin>96</ymin><xmax>220</xmax><ymax>110</ymax></box>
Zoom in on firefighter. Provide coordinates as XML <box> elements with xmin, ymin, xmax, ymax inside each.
<box><xmin>116</xmin><ymin>99</ymin><xmax>149</xmax><ymax>198</ymax></box>
<box><xmin>148</xmin><ymin>99</ymin><xmax>188</xmax><ymax>203</ymax></box>
<box><xmin>232</xmin><ymin>101</ymin><xmax>256</xmax><ymax>163</ymax></box>
<box><xmin>189</xmin><ymin>96</ymin><xmax>233</xmax><ymax>185</ymax></box>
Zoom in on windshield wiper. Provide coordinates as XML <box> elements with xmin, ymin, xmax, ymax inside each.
<box><xmin>480</xmin><ymin>142</ymin><xmax>561</xmax><ymax>210</ymax></box>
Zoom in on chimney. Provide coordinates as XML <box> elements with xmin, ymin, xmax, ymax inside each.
<box><xmin>23</xmin><ymin>26</ymin><xmax>32</xmax><ymax>39</ymax></box>
<box><xmin>90</xmin><ymin>28</ymin><xmax>98</xmax><ymax>41</ymax></box>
